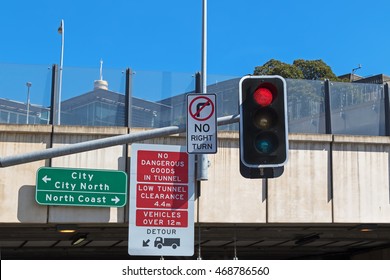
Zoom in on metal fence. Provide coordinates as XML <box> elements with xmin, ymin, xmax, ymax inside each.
<box><xmin>0</xmin><ymin>63</ymin><xmax>388</xmax><ymax>136</ymax></box>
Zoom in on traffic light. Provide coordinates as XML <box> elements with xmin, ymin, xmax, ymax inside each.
<box><xmin>239</xmin><ymin>75</ymin><xmax>288</xmax><ymax>178</ymax></box>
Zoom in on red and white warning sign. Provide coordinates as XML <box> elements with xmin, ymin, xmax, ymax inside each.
<box><xmin>136</xmin><ymin>183</ymin><xmax>189</xmax><ymax>209</ymax></box>
<box><xmin>137</xmin><ymin>150</ymin><xmax>188</xmax><ymax>183</ymax></box>
<box><xmin>129</xmin><ymin>143</ymin><xmax>195</xmax><ymax>256</ymax></box>
<box><xmin>187</xmin><ymin>93</ymin><xmax>217</xmax><ymax>154</ymax></box>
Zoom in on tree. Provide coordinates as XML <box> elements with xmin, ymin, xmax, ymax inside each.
<box><xmin>293</xmin><ymin>59</ymin><xmax>338</xmax><ymax>80</ymax></box>
<box><xmin>254</xmin><ymin>59</ymin><xmax>341</xmax><ymax>81</ymax></box>
<box><xmin>254</xmin><ymin>59</ymin><xmax>304</xmax><ymax>79</ymax></box>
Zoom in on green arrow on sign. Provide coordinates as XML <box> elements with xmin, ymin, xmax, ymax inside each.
<box><xmin>36</xmin><ymin>167</ymin><xmax>128</xmax><ymax>208</ymax></box>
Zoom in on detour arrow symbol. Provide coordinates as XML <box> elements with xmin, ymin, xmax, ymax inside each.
<box><xmin>143</xmin><ymin>239</ymin><xmax>150</xmax><ymax>247</ymax></box>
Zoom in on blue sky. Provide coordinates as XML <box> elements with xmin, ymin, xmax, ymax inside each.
<box><xmin>1</xmin><ymin>0</ymin><xmax>390</xmax><ymax>78</ymax></box>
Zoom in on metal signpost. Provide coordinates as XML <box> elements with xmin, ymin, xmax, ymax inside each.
<box><xmin>128</xmin><ymin>143</ymin><xmax>195</xmax><ymax>256</ymax></box>
<box><xmin>187</xmin><ymin>93</ymin><xmax>217</xmax><ymax>154</ymax></box>
<box><xmin>35</xmin><ymin>167</ymin><xmax>127</xmax><ymax>207</ymax></box>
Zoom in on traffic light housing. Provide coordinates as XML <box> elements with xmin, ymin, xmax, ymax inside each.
<box><xmin>239</xmin><ymin>75</ymin><xmax>288</xmax><ymax>177</ymax></box>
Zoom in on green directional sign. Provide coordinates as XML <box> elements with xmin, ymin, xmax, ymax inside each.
<box><xmin>36</xmin><ymin>167</ymin><xmax>128</xmax><ymax>207</ymax></box>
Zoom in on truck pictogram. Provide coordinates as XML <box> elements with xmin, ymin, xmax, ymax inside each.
<box><xmin>154</xmin><ymin>237</ymin><xmax>180</xmax><ymax>249</ymax></box>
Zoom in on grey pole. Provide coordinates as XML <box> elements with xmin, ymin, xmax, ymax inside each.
<box><xmin>0</xmin><ymin>114</ymin><xmax>239</xmax><ymax>168</ymax></box>
<box><xmin>197</xmin><ymin>0</ymin><xmax>209</xmax><ymax>181</ymax></box>
<box><xmin>125</xmin><ymin>68</ymin><xmax>133</xmax><ymax>128</ymax></box>
<box><xmin>57</xmin><ymin>19</ymin><xmax>64</xmax><ymax>125</ymax></box>
<box><xmin>25</xmin><ymin>82</ymin><xmax>32</xmax><ymax>124</ymax></box>
<box><xmin>201</xmin><ymin>0</ymin><xmax>207</xmax><ymax>90</ymax></box>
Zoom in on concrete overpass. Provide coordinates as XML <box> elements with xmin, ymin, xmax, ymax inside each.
<box><xmin>1</xmin><ymin>124</ymin><xmax>390</xmax><ymax>259</ymax></box>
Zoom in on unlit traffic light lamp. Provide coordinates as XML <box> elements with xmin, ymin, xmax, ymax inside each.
<box><xmin>239</xmin><ymin>75</ymin><xmax>288</xmax><ymax>178</ymax></box>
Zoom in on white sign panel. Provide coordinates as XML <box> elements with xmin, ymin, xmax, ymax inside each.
<box><xmin>187</xmin><ymin>93</ymin><xmax>217</xmax><ymax>154</ymax></box>
<box><xmin>128</xmin><ymin>143</ymin><xmax>195</xmax><ymax>256</ymax></box>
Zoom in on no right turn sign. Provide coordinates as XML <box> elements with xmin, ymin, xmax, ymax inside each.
<box><xmin>186</xmin><ymin>93</ymin><xmax>217</xmax><ymax>154</ymax></box>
